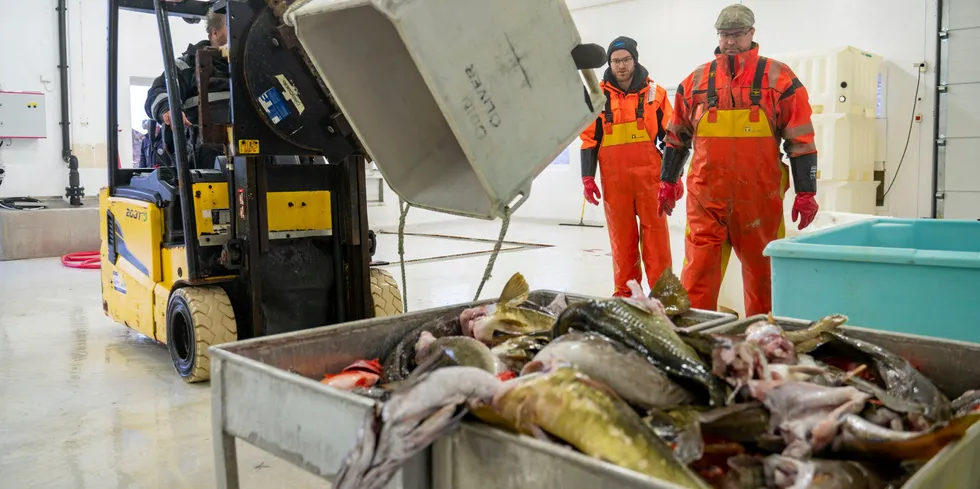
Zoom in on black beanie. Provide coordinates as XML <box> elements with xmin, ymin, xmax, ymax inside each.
<box><xmin>607</xmin><ymin>36</ymin><xmax>639</xmax><ymax>64</ymax></box>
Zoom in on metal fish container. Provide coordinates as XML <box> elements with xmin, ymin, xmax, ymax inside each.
<box><xmin>210</xmin><ymin>291</ymin><xmax>734</xmax><ymax>488</ymax></box>
<box><xmin>701</xmin><ymin>317</ymin><xmax>980</xmax><ymax>489</ymax></box>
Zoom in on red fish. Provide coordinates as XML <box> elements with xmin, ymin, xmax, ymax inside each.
<box><xmin>321</xmin><ymin>359</ymin><xmax>384</xmax><ymax>390</ymax></box>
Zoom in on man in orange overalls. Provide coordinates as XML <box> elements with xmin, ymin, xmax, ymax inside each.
<box><xmin>657</xmin><ymin>5</ymin><xmax>820</xmax><ymax>316</ymax></box>
<box><xmin>580</xmin><ymin>37</ymin><xmax>676</xmax><ymax>297</ymax></box>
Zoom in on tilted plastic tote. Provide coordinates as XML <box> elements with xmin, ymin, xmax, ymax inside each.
<box><xmin>285</xmin><ymin>0</ymin><xmax>605</xmax><ymax>220</ymax></box>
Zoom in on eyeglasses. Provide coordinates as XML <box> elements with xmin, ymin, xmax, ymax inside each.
<box><xmin>718</xmin><ymin>29</ymin><xmax>751</xmax><ymax>40</ymax></box>
<box><xmin>610</xmin><ymin>56</ymin><xmax>634</xmax><ymax>66</ymax></box>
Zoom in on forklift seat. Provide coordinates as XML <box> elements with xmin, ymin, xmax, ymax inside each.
<box><xmin>118</xmin><ymin>167</ymin><xmax>178</xmax><ymax>206</ymax></box>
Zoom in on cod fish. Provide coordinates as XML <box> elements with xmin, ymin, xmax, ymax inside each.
<box><xmin>462</xmin><ymin>273</ymin><xmax>558</xmax><ymax>346</ymax></box>
<box><xmin>335</xmin><ymin>367</ymin><xmax>503</xmax><ymax>489</ymax></box>
<box><xmin>490</xmin><ymin>335</ymin><xmax>550</xmax><ymax>373</ymax></box>
<box><xmin>523</xmin><ymin>331</ymin><xmax>696</xmax><ymax>409</ymax></box>
<box><xmin>555</xmin><ymin>298</ymin><xmax>727</xmax><ymax>406</ymax></box>
<box><xmin>649</xmin><ymin>267</ymin><xmax>691</xmax><ymax>317</ymax></box>
<box><xmin>825</xmin><ymin>331</ymin><xmax>951</xmax><ymax>423</ymax></box>
<box><xmin>382</xmin><ymin>313</ymin><xmax>462</xmax><ymax>383</ymax></box>
<box><xmin>493</xmin><ymin>367</ymin><xmax>711</xmax><ymax>489</ymax></box>
<box><xmin>413</xmin><ymin>332</ymin><xmax>506</xmax><ymax>375</ymax></box>
<box><xmin>833</xmin><ymin>412</ymin><xmax>980</xmax><ymax>460</ymax></box>
<box><xmin>764</xmin><ymin>455</ymin><xmax>887</xmax><ymax>489</ymax></box>
<box><xmin>749</xmin><ymin>380</ymin><xmax>870</xmax><ymax>457</ymax></box>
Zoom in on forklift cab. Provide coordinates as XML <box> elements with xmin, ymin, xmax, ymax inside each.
<box><xmin>101</xmin><ymin>0</ymin><xmax>402</xmax><ymax>383</ymax></box>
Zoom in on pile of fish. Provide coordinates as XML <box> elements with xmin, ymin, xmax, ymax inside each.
<box><xmin>324</xmin><ymin>270</ymin><xmax>980</xmax><ymax>489</ymax></box>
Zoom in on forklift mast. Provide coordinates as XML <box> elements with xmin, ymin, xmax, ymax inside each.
<box><xmin>107</xmin><ymin>0</ymin><xmax>376</xmax><ymax>336</ymax></box>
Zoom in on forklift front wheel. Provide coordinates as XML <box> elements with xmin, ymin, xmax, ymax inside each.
<box><xmin>370</xmin><ymin>268</ymin><xmax>403</xmax><ymax>318</ymax></box>
<box><xmin>166</xmin><ymin>286</ymin><xmax>238</xmax><ymax>383</ymax></box>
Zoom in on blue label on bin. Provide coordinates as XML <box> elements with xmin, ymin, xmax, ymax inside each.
<box><xmin>257</xmin><ymin>87</ymin><xmax>291</xmax><ymax>125</ymax></box>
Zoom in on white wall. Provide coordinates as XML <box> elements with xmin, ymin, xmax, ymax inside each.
<box><xmin>0</xmin><ymin>0</ymin><xmax>205</xmax><ymax>198</ymax></box>
<box><xmin>1</xmin><ymin>0</ymin><xmax>938</xmax><ymax>219</ymax></box>
<box><xmin>515</xmin><ymin>0</ymin><xmax>938</xmax><ymax>223</ymax></box>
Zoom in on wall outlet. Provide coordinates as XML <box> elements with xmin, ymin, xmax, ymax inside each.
<box><xmin>914</xmin><ymin>62</ymin><xmax>928</xmax><ymax>73</ymax></box>
<box><xmin>40</xmin><ymin>74</ymin><xmax>53</xmax><ymax>83</ymax></box>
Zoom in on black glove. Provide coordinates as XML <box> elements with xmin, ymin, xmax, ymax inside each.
<box><xmin>661</xmin><ymin>147</ymin><xmax>690</xmax><ymax>184</ymax></box>
<box><xmin>790</xmin><ymin>153</ymin><xmax>818</xmax><ymax>193</ymax></box>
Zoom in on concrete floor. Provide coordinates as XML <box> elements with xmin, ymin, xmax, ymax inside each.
<box><xmin>0</xmin><ymin>211</ymin><xmax>617</xmax><ymax>488</ymax></box>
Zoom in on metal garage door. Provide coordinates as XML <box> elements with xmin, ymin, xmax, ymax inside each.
<box><xmin>936</xmin><ymin>0</ymin><xmax>980</xmax><ymax>218</ymax></box>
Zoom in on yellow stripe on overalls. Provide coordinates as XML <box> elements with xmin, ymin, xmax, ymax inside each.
<box><xmin>602</xmin><ymin>122</ymin><xmax>653</xmax><ymax>147</ymax></box>
<box><xmin>696</xmin><ymin>109</ymin><xmax>774</xmax><ymax>138</ymax></box>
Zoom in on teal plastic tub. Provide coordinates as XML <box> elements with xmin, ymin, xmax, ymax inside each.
<box><xmin>764</xmin><ymin>218</ymin><xmax>980</xmax><ymax>343</ymax></box>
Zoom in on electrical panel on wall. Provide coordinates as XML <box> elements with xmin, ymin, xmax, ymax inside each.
<box><xmin>0</xmin><ymin>91</ymin><xmax>48</xmax><ymax>139</ymax></box>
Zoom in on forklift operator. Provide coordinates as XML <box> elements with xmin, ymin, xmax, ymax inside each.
<box><xmin>144</xmin><ymin>10</ymin><xmax>230</xmax><ymax>169</ymax></box>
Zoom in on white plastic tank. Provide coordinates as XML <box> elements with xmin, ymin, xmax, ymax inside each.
<box><xmin>811</xmin><ymin>113</ymin><xmax>877</xmax><ymax>182</ymax></box>
<box><xmin>778</xmin><ymin>46</ymin><xmax>883</xmax><ymax>116</ymax></box>
<box><xmin>285</xmin><ymin>0</ymin><xmax>604</xmax><ymax>220</ymax></box>
<box><xmin>813</xmin><ymin>180</ymin><xmax>881</xmax><ymax>216</ymax></box>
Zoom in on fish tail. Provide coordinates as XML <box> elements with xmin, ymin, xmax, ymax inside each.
<box><xmin>335</xmin><ymin>406</ymin><xmax>384</xmax><ymax>489</ymax></box>
<box><xmin>499</xmin><ymin>273</ymin><xmax>530</xmax><ymax>307</ymax></box>
<box><xmin>339</xmin><ymin>403</ymin><xmax>466</xmax><ymax>489</ymax></box>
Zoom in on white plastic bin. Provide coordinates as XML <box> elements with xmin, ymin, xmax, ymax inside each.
<box><xmin>285</xmin><ymin>0</ymin><xmax>604</xmax><ymax>220</ymax></box>
<box><xmin>814</xmin><ymin>180</ymin><xmax>880</xmax><ymax>215</ymax></box>
<box><xmin>812</xmin><ymin>113</ymin><xmax>877</xmax><ymax>182</ymax></box>
<box><xmin>777</xmin><ymin>46</ymin><xmax>883</xmax><ymax>116</ymax></box>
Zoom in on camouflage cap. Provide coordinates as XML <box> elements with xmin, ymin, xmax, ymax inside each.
<box><xmin>715</xmin><ymin>4</ymin><xmax>755</xmax><ymax>30</ymax></box>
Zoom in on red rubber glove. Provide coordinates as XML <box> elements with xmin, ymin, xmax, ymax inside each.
<box><xmin>583</xmin><ymin>177</ymin><xmax>601</xmax><ymax>206</ymax></box>
<box><xmin>673</xmin><ymin>179</ymin><xmax>684</xmax><ymax>201</ymax></box>
<box><xmin>658</xmin><ymin>181</ymin><xmax>682</xmax><ymax>217</ymax></box>
<box><xmin>792</xmin><ymin>192</ymin><xmax>819</xmax><ymax>230</ymax></box>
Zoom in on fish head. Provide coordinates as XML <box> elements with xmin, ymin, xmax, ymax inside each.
<box><xmin>414</xmin><ymin>331</ymin><xmax>438</xmax><ymax>363</ymax></box>
<box><xmin>553</xmin><ymin>301</ymin><xmax>600</xmax><ymax>337</ymax></box>
<box><xmin>459</xmin><ymin>305</ymin><xmax>491</xmax><ymax>336</ymax></box>
<box><xmin>763</xmin><ymin>455</ymin><xmax>816</xmax><ymax>489</ymax></box>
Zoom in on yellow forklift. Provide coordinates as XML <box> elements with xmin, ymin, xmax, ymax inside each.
<box><xmin>100</xmin><ymin>0</ymin><xmax>401</xmax><ymax>382</ymax></box>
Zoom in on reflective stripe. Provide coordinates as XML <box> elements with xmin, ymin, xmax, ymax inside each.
<box><xmin>783</xmin><ymin>122</ymin><xmax>814</xmax><ymax>140</ymax></box>
<box><xmin>785</xmin><ymin>141</ymin><xmax>817</xmax><ymax>156</ymax></box>
<box><xmin>182</xmin><ymin>91</ymin><xmax>231</xmax><ymax>109</ymax></box>
<box><xmin>647</xmin><ymin>81</ymin><xmax>658</xmax><ymax>102</ymax></box>
<box><xmin>691</xmin><ymin>63</ymin><xmax>708</xmax><ymax>97</ymax></box>
<box><xmin>768</xmin><ymin>60</ymin><xmax>783</xmax><ymax>93</ymax></box>
<box><xmin>175</xmin><ymin>58</ymin><xmax>191</xmax><ymax>71</ymax></box>
<box><xmin>696</xmin><ymin>108</ymin><xmax>774</xmax><ymax>138</ymax></box>
<box><xmin>149</xmin><ymin>93</ymin><xmax>168</xmax><ymax>116</ymax></box>
<box><xmin>601</xmin><ymin>121</ymin><xmax>653</xmax><ymax>147</ymax></box>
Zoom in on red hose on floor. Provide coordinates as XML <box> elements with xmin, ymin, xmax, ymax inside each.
<box><xmin>62</xmin><ymin>251</ymin><xmax>100</xmax><ymax>269</ymax></box>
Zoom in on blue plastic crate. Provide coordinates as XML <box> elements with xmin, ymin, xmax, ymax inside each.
<box><xmin>764</xmin><ymin>218</ymin><xmax>980</xmax><ymax>343</ymax></box>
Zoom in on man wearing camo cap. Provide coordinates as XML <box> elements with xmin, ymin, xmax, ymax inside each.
<box><xmin>656</xmin><ymin>4</ymin><xmax>820</xmax><ymax>317</ymax></box>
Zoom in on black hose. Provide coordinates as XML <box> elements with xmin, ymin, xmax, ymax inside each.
<box><xmin>58</xmin><ymin>0</ymin><xmax>83</xmax><ymax>206</ymax></box>
<box><xmin>0</xmin><ymin>198</ymin><xmax>48</xmax><ymax>211</ymax></box>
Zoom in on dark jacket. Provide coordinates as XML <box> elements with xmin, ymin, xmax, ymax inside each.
<box><xmin>144</xmin><ymin>40</ymin><xmax>231</xmax><ymax>124</ymax></box>
<box><xmin>138</xmin><ymin>123</ymin><xmax>173</xmax><ymax>168</ymax></box>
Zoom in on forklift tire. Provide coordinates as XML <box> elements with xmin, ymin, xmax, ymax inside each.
<box><xmin>166</xmin><ymin>286</ymin><xmax>238</xmax><ymax>383</ymax></box>
<box><xmin>370</xmin><ymin>268</ymin><xmax>403</xmax><ymax>318</ymax></box>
